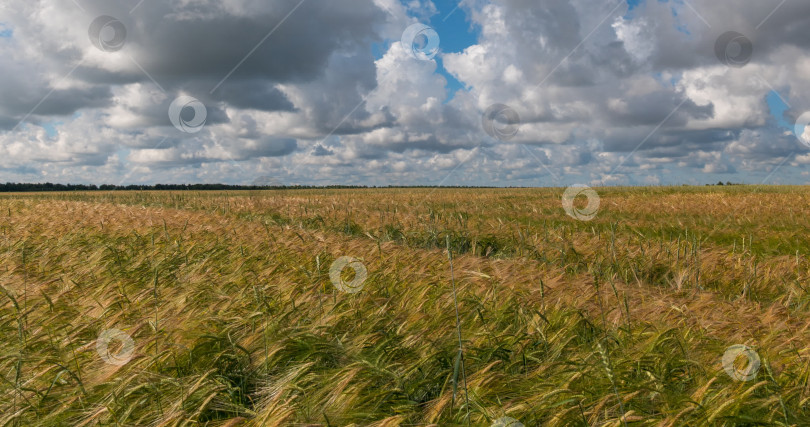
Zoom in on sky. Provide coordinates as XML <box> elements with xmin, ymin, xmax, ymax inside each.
<box><xmin>0</xmin><ymin>0</ymin><xmax>809</xmax><ymax>187</ymax></box>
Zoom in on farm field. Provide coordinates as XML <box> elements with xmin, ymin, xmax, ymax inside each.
<box><xmin>1</xmin><ymin>186</ymin><xmax>810</xmax><ymax>426</ymax></box>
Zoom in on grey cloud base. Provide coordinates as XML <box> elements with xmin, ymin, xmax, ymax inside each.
<box><xmin>0</xmin><ymin>0</ymin><xmax>808</xmax><ymax>186</ymax></box>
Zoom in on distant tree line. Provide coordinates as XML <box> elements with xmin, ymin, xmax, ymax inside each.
<box><xmin>0</xmin><ymin>183</ymin><xmax>505</xmax><ymax>192</ymax></box>
<box><xmin>707</xmin><ymin>181</ymin><xmax>744</xmax><ymax>186</ymax></box>
<box><xmin>0</xmin><ymin>182</ymin><xmax>367</xmax><ymax>192</ymax></box>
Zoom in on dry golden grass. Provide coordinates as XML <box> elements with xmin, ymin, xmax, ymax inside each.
<box><xmin>0</xmin><ymin>187</ymin><xmax>808</xmax><ymax>425</ymax></box>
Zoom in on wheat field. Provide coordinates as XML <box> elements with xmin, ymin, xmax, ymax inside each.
<box><xmin>1</xmin><ymin>186</ymin><xmax>809</xmax><ymax>426</ymax></box>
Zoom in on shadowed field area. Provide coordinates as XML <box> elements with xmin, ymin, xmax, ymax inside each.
<box><xmin>1</xmin><ymin>187</ymin><xmax>809</xmax><ymax>425</ymax></box>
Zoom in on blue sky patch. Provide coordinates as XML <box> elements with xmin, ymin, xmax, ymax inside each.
<box><xmin>0</xmin><ymin>23</ymin><xmax>12</xmax><ymax>38</ymax></box>
<box><xmin>626</xmin><ymin>0</ymin><xmax>646</xmax><ymax>10</ymax></box>
<box><xmin>429</xmin><ymin>0</ymin><xmax>477</xmax><ymax>100</ymax></box>
<box><xmin>767</xmin><ymin>90</ymin><xmax>791</xmax><ymax>130</ymax></box>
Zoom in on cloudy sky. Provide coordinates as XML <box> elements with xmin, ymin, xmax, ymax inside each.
<box><xmin>1</xmin><ymin>0</ymin><xmax>809</xmax><ymax>186</ymax></box>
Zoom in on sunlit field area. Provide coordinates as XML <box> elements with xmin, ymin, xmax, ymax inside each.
<box><xmin>1</xmin><ymin>186</ymin><xmax>810</xmax><ymax>425</ymax></box>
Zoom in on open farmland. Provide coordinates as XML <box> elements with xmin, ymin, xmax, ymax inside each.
<box><xmin>1</xmin><ymin>186</ymin><xmax>810</xmax><ymax>426</ymax></box>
